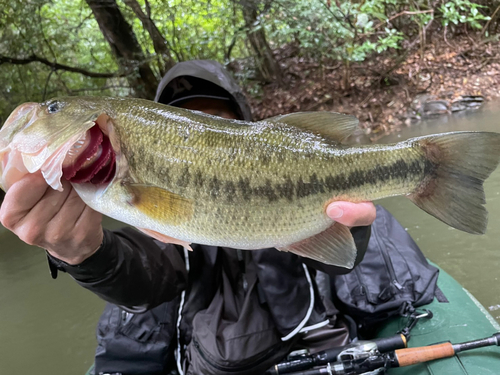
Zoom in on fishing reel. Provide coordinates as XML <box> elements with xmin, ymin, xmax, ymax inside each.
<box><xmin>267</xmin><ymin>334</ymin><xmax>407</xmax><ymax>375</ymax></box>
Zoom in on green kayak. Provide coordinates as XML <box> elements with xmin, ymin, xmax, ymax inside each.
<box><xmin>85</xmin><ymin>264</ymin><xmax>499</xmax><ymax>375</ymax></box>
<box><xmin>375</xmin><ymin>264</ymin><xmax>500</xmax><ymax>375</ymax></box>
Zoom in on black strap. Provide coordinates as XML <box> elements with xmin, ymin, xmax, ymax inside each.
<box><xmin>434</xmin><ymin>286</ymin><xmax>449</xmax><ymax>303</ymax></box>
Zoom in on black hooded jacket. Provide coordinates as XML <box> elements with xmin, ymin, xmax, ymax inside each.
<box><xmin>47</xmin><ymin>60</ymin><xmax>371</xmax><ymax>374</ymax></box>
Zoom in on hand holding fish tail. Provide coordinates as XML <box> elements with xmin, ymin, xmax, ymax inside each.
<box><xmin>326</xmin><ymin>201</ymin><xmax>376</xmax><ymax>227</ymax></box>
<box><xmin>0</xmin><ymin>173</ymin><xmax>103</xmax><ymax>265</ymax></box>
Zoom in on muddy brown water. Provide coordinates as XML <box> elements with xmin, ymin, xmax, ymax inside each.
<box><xmin>0</xmin><ymin>106</ymin><xmax>499</xmax><ymax>374</ymax></box>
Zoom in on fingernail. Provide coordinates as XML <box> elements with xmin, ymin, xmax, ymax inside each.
<box><xmin>327</xmin><ymin>204</ymin><xmax>343</xmax><ymax>219</ymax></box>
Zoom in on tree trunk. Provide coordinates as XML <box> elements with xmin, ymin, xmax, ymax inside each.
<box><xmin>239</xmin><ymin>0</ymin><xmax>281</xmax><ymax>84</ymax></box>
<box><xmin>85</xmin><ymin>0</ymin><xmax>158</xmax><ymax>99</ymax></box>
<box><xmin>123</xmin><ymin>0</ymin><xmax>175</xmax><ymax>76</ymax></box>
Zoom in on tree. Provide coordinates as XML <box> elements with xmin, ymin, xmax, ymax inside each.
<box><xmin>237</xmin><ymin>0</ymin><xmax>282</xmax><ymax>83</ymax></box>
<box><xmin>85</xmin><ymin>0</ymin><xmax>159</xmax><ymax>99</ymax></box>
<box><xmin>123</xmin><ymin>0</ymin><xmax>176</xmax><ymax>76</ymax></box>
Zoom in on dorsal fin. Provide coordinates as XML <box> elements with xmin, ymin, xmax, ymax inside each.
<box><xmin>266</xmin><ymin>112</ymin><xmax>359</xmax><ymax>142</ymax></box>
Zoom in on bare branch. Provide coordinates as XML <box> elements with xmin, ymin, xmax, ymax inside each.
<box><xmin>0</xmin><ymin>54</ymin><xmax>130</xmax><ymax>78</ymax></box>
<box><xmin>373</xmin><ymin>10</ymin><xmax>434</xmax><ymax>31</ymax></box>
<box><xmin>42</xmin><ymin>69</ymin><xmax>55</xmax><ymax>101</ymax></box>
<box><xmin>145</xmin><ymin>0</ymin><xmax>152</xmax><ymax>18</ymax></box>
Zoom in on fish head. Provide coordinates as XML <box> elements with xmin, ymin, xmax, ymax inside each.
<box><xmin>0</xmin><ymin>97</ymin><xmax>116</xmax><ymax>192</ymax></box>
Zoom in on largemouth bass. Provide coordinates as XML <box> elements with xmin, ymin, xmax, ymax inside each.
<box><xmin>1</xmin><ymin>97</ymin><xmax>500</xmax><ymax>268</ymax></box>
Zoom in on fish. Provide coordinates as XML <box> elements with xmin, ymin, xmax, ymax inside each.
<box><xmin>1</xmin><ymin>96</ymin><xmax>500</xmax><ymax>268</ymax></box>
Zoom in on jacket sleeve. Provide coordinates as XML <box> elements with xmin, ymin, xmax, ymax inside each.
<box><xmin>302</xmin><ymin>225</ymin><xmax>371</xmax><ymax>275</ymax></box>
<box><xmin>46</xmin><ymin>227</ymin><xmax>188</xmax><ymax>312</ymax></box>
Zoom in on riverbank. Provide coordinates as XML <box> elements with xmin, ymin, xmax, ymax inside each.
<box><xmin>247</xmin><ymin>32</ymin><xmax>500</xmax><ymax>140</ymax></box>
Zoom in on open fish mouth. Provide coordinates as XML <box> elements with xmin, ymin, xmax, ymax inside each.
<box><xmin>62</xmin><ymin>123</ymin><xmax>116</xmax><ymax>185</ymax></box>
<box><xmin>0</xmin><ymin>102</ymin><xmax>117</xmax><ymax>191</ymax></box>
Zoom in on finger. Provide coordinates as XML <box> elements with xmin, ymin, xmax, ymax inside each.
<box><xmin>75</xmin><ymin>204</ymin><xmax>103</xmax><ymax>234</ymax></box>
<box><xmin>18</xmin><ymin>178</ymin><xmax>73</xmax><ymax>226</ymax></box>
<box><xmin>327</xmin><ymin>201</ymin><xmax>376</xmax><ymax>227</ymax></box>
<box><xmin>50</xmin><ymin>205</ymin><xmax>103</xmax><ymax>264</ymax></box>
<box><xmin>48</xmin><ymin>184</ymin><xmax>88</xmax><ymax>233</ymax></box>
<box><xmin>9</xmin><ymin>183</ymin><xmax>75</xmax><ymax>247</ymax></box>
<box><xmin>0</xmin><ymin>173</ymin><xmax>51</xmax><ymax>229</ymax></box>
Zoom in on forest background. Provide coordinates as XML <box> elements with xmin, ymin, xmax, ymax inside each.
<box><xmin>1</xmin><ymin>0</ymin><xmax>499</xmax><ymax>137</ymax></box>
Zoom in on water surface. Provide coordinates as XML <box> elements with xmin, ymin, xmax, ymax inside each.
<box><xmin>378</xmin><ymin>104</ymin><xmax>500</xmax><ymax>322</ymax></box>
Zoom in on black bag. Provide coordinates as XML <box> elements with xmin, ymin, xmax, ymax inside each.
<box><xmin>332</xmin><ymin>205</ymin><xmax>440</xmax><ymax>335</ymax></box>
<box><xmin>184</xmin><ymin>256</ymin><xmax>296</xmax><ymax>375</ymax></box>
<box><xmin>94</xmin><ymin>301</ymin><xmax>179</xmax><ymax>374</ymax></box>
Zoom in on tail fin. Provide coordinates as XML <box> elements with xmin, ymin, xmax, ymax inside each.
<box><xmin>409</xmin><ymin>132</ymin><xmax>500</xmax><ymax>234</ymax></box>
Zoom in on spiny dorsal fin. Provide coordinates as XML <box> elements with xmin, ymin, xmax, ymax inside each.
<box><xmin>267</xmin><ymin>112</ymin><xmax>359</xmax><ymax>143</ymax></box>
<box><xmin>277</xmin><ymin>222</ymin><xmax>357</xmax><ymax>268</ymax></box>
<box><xmin>126</xmin><ymin>184</ymin><xmax>194</xmax><ymax>226</ymax></box>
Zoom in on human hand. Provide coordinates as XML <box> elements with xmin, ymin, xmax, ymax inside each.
<box><xmin>326</xmin><ymin>201</ymin><xmax>376</xmax><ymax>227</ymax></box>
<box><xmin>0</xmin><ymin>172</ymin><xmax>103</xmax><ymax>265</ymax></box>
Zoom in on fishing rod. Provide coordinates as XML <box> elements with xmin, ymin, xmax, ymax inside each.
<box><xmin>282</xmin><ymin>332</ymin><xmax>500</xmax><ymax>375</ymax></box>
<box><xmin>391</xmin><ymin>332</ymin><xmax>500</xmax><ymax>367</ymax></box>
<box><xmin>268</xmin><ymin>309</ymin><xmax>433</xmax><ymax>375</ymax></box>
<box><xmin>266</xmin><ymin>334</ymin><xmax>408</xmax><ymax>375</ymax></box>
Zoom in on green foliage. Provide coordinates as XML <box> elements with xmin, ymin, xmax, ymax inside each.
<box><xmin>0</xmin><ymin>0</ymin><xmax>119</xmax><ymax>121</ymax></box>
<box><xmin>439</xmin><ymin>0</ymin><xmax>490</xmax><ymax>29</ymax></box>
<box><xmin>264</xmin><ymin>0</ymin><xmax>490</xmax><ymax>63</ymax></box>
<box><xmin>266</xmin><ymin>0</ymin><xmax>405</xmax><ymax>63</ymax></box>
<box><xmin>0</xmin><ymin>0</ymin><xmax>247</xmax><ymax>121</ymax></box>
<box><xmin>120</xmin><ymin>0</ymin><xmax>245</xmax><ymax>62</ymax></box>
<box><xmin>0</xmin><ymin>0</ymin><xmax>494</xmax><ymax>122</ymax></box>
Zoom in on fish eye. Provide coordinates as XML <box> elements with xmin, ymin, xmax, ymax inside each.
<box><xmin>47</xmin><ymin>101</ymin><xmax>62</xmax><ymax>114</ymax></box>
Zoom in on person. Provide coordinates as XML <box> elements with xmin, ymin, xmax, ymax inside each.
<box><xmin>0</xmin><ymin>60</ymin><xmax>376</xmax><ymax>374</ymax></box>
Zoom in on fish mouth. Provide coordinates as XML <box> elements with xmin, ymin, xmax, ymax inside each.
<box><xmin>61</xmin><ymin>120</ymin><xmax>116</xmax><ymax>185</ymax></box>
<box><xmin>1</xmin><ymin>102</ymin><xmax>116</xmax><ymax>192</ymax></box>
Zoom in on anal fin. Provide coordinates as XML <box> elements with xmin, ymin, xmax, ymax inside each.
<box><xmin>278</xmin><ymin>223</ymin><xmax>357</xmax><ymax>268</ymax></box>
<box><xmin>138</xmin><ymin>227</ymin><xmax>193</xmax><ymax>251</ymax></box>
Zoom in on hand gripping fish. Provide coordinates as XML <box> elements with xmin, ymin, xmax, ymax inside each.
<box><xmin>1</xmin><ymin>97</ymin><xmax>500</xmax><ymax>268</ymax></box>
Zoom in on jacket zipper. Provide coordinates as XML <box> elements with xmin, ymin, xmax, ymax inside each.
<box><xmin>193</xmin><ymin>338</ymin><xmax>282</xmax><ymax>373</ymax></box>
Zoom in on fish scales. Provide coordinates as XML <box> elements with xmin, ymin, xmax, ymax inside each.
<box><xmin>107</xmin><ymin>106</ymin><xmax>429</xmax><ymax>248</ymax></box>
<box><xmin>117</xmin><ymin>113</ymin><xmax>428</xmax><ymax>205</ymax></box>
<box><xmin>2</xmin><ymin>96</ymin><xmax>499</xmax><ymax>267</ymax></box>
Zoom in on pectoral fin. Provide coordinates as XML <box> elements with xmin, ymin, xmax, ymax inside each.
<box><xmin>127</xmin><ymin>184</ymin><xmax>194</xmax><ymax>226</ymax></box>
<box><xmin>278</xmin><ymin>223</ymin><xmax>357</xmax><ymax>268</ymax></box>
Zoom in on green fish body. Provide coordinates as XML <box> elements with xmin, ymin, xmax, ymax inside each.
<box><xmin>1</xmin><ymin>97</ymin><xmax>499</xmax><ymax>268</ymax></box>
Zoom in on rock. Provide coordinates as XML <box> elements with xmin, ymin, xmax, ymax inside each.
<box><xmin>451</xmin><ymin>95</ymin><xmax>484</xmax><ymax>112</ymax></box>
<box><xmin>406</xmin><ymin>94</ymin><xmax>485</xmax><ymax>124</ymax></box>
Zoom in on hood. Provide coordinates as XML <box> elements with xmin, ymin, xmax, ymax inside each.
<box><xmin>155</xmin><ymin>60</ymin><xmax>253</xmax><ymax>121</ymax></box>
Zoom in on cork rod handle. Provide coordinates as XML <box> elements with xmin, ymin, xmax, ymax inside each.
<box><xmin>395</xmin><ymin>343</ymin><xmax>455</xmax><ymax>367</ymax></box>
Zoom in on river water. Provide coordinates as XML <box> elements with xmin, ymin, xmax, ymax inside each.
<box><xmin>0</xmin><ymin>106</ymin><xmax>499</xmax><ymax>374</ymax></box>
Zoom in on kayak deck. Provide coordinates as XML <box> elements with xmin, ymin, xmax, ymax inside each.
<box><xmin>375</xmin><ymin>264</ymin><xmax>500</xmax><ymax>374</ymax></box>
